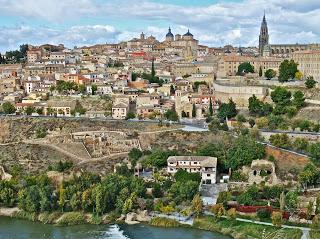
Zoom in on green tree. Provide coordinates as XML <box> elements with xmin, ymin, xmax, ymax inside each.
<box><xmin>305</xmin><ymin>76</ymin><xmax>316</xmax><ymax>89</ymax></box>
<box><xmin>249</xmin><ymin>118</ymin><xmax>255</xmax><ymax>128</ymax></box>
<box><xmin>237</xmin><ymin>62</ymin><xmax>254</xmax><ymax>75</ymax></box>
<box><xmin>249</xmin><ymin>95</ymin><xmax>273</xmax><ymax>117</ymax></box>
<box><xmin>174</xmin><ymin>169</ymin><xmax>201</xmax><ymax>183</ymax></box>
<box><xmin>25</xmin><ymin>106</ymin><xmax>35</xmax><ymax>115</ymax></box>
<box><xmin>278</xmin><ymin>59</ymin><xmax>298</xmax><ymax>82</ymax></box>
<box><xmin>259</xmin><ymin>66</ymin><xmax>262</xmax><ymax>77</ymax></box>
<box><xmin>209</xmin><ymin>98</ymin><xmax>213</xmax><ymax>116</ymax></box>
<box><xmin>192</xmin><ymin>103</ymin><xmax>196</xmax><ymax>118</ymax></box>
<box><xmin>170</xmin><ymin>85</ymin><xmax>175</xmax><ymax>95</ymax></box>
<box><xmin>286</xmin><ymin>191</ymin><xmax>299</xmax><ymax>211</ymax></box>
<box><xmin>125</xmin><ymin>112</ymin><xmax>136</xmax><ymax>120</ymax></box>
<box><xmin>91</xmin><ymin>84</ymin><xmax>97</xmax><ymax>95</ymax></box>
<box><xmin>286</xmin><ymin>106</ymin><xmax>297</xmax><ymax>118</ymax></box>
<box><xmin>236</xmin><ymin>114</ymin><xmax>246</xmax><ymax>123</ymax></box>
<box><xmin>292</xmin><ymin>90</ymin><xmax>305</xmax><ymax>108</ymax></box>
<box><xmin>265</xmin><ymin>69</ymin><xmax>276</xmax><ymax>80</ymax></box>
<box><xmin>191</xmin><ymin>194</ymin><xmax>203</xmax><ymax>218</ymax></box>
<box><xmin>293</xmin><ymin>138</ymin><xmax>309</xmax><ymax>152</ymax></box>
<box><xmin>211</xmin><ymin>203</ymin><xmax>225</xmax><ymax>219</ymax></box>
<box><xmin>70</xmin><ymin>193</ymin><xmax>81</xmax><ymax>211</ymax></box>
<box><xmin>36</xmin><ymin>108</ymin><xmax>43</xmax><ymax>115</ymax></box>
<box><xmin>194</xmin><ymin>81</ymin><xmax>207</xmax><ymax>90</ymax></box>
<box><xmin>144</xmin><ymin>150</ymin><xmax>177</xmax><ymax>169</ymax></box>
<box><xmin>58</xmin><ymin>184</ymin><xmax>66</xmax><ymax>212</ymax></box>
<box><xmin>128</xmin><ymin>148</ymin><xmax>142</xmax><ymax>166</ymax></box>
<box><xmin>2</xmin><ymin>102</ymin><xmax>16</xmax><ymax>114</ymax></box>
<box><xmin>151</xmin><ymin>58</ymin><xmax>156</xmax><ymax>78</ymax></box>
<box><xmin>164</xmin><ymin>109</ymin><xmax>179</xmax><ymax>121</ymax></box>
<box><xmin>217</xmin><ymin>191</ymin><xmax>232</xmax><ymax>206</ymax></box>
<box><xmin>169</xmin><ymin>181</ymin><xmax>199</xmax><ymax>203</ymax></box>
<box><xmin>227</xmin><ymin>135</ymin><xmax>265</xmax><ymax>170</ymax></box>
<box><xmin>298</xmin><ymin>163</ymin><xmax>319</xmax><ymax>188</ymax></box>
<box><xmin>316</xmin><ymin>194</ymin><xmax>320</xmax><ymax>214</ymax></box>
<box><xmin>79</xmin><ymin>84</ymin><xmax>86</xmax><ymax>94</ymax></box>
<box><xmin>269</xmin><ymin>134</ymin><xmax>291</xmax><ymax>148</ymax></box>
<box><xmin>218</xmin><ymin>99</ymin><xmax>237</xmax><ymax>120</ymax></box>
<box><xmin>93</xmin><ymin>184</ymin><xmax>105</xmax><ymax>215</ymax></box>
<box><xmin>309</xmin><ymin>143</ymin><xmax>320</xmax><ymax>163</ymax></box>
<box><xmin>271</xmin><ymin>86</ymin><xmax>292</xmax><ymax>106</ymax></box>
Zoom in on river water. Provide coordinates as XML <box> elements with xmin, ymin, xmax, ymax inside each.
<box><xmin>0</xmin><ymin>216</ymin><xmax>231</xmax><ymax>239</ymax></box>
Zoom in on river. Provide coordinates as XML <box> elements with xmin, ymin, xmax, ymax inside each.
<box><xmin>0</xmin><ymin>217</ymin><xmax>231</xmax><ymax>239</ymax></box>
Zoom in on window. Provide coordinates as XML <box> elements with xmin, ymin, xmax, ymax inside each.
<box><xmin>207</xmin><ymin>174</ymin><xmax>211</xmax><ymax>177</ymax></box>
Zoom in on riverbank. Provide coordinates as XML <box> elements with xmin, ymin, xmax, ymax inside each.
<box><xmin>193</xmin><ymin>216</ymin><xmax>302</xmax><ymax>239</ymax></box>
<box><xmin>0</xmin><ymin>216</ymin><xmax>231</xmax><ymax>239</ymax></box>
<box><xmin>0</xmin><ymin>208</ymin><xmax>308</xmax><ymax>239</ymax></box>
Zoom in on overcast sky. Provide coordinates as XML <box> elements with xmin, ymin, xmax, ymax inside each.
<box><xmin>0</xmin><ymin>0</ymin><xmax>319</xmax><ymax>52</ymax></box>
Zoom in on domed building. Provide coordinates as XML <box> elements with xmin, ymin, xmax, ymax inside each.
<box><xmin>182</xmin><ymin>29</ymin><xmax>194</xmax><ymax>40</ymax></box>
<box><xmin>165</xmin><ymin>27</ymin><xmax>174</xmax><ymax>42</ymax></box>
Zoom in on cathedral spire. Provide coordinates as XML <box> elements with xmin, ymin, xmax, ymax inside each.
<box><xmin>259</xmin><ymin>12</ymin><xmax>269</xmax><ymax>56</ymax></box>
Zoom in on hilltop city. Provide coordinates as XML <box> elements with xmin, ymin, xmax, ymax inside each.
<box><xmin>1</xmin><ymin>13</ymin><xmax>320</xmax><ymax>239</ymax></box>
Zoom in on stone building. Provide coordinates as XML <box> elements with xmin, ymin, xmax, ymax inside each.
<box><xmin>258</xmin><ymin>13</ymin><xmax>317</xmax><ymax>57</ymax></box>
<box><xmin>213</xmin><ymin>82</ymin><xmax>268</xmax><ymax>107</ymax></box>
<box><xmin>292</xmin><ymin>50</ymin><xmax>320</xmax><ymax>83</ymax></box>
<box><xmin>167</xmin><ymin>156</ymin><xmax>217</xmax><ymax>184</ymax></box>
<box><xmin>259</xmin><ymin>13</ymin><xmax>269</xmax><ymax>56</ymax></box>
<box><xmin>242</xmin><ymin>159</ymin><xmax>278</xmax><ymax>185</ymax></box>
<box><xmin>217</xmin><ymin>55</ymin><xmax>282</xmax><ymax>77</ymax></box>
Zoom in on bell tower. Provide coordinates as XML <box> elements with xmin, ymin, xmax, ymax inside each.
<box><xmin>259</xmin><ymin>12</ymin><xmax>269</xmax><ymax>56</ymax></box>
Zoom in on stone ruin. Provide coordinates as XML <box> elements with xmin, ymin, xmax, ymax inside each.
<box><xmin>0</xmin><ymin>166</ymin><xmax>12</xmax><ymax>181</ymax></box>
<box><xmin>71</xmin><ymin>130</ymin><xmax>141</xmax><ymax>158</ymax></box>
<box><xmin>242</xmin><ymin>159</ymin><xmax>278</xmax><ymax>185</ymax></box>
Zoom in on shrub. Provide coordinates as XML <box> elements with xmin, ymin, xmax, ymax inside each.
<box><xmin>56</xmin><ymin>212</ymin><xmax>86</xmax><ymax>226</ymax></box>
<box><xmin>312</xmin><ymin>214</ymin><xmax>320</xmax><ymax>229</ymax></box>
<box><xmin>14</xmin><ymin>210</ymin><xmax>37</xmax><ymax>222</ymax></box>
<box><xmin>257</xmin><ymin>208</ymin><xmax>271</xmax><ymax>220</ymax></box>
<box><xmin>210</xmin><ymin>204</ymin><xmax>225</xmax><ymax>218</ymax></box>
<box><xmin>150</xmin><ymin>217</ymin><xmax>179</xmax><ymax>227</ymax></box>
<box><xmin>271</xmin><ymin>211</ymin><xmax>283</xmax><ymax>227</ymax></box>
<box><xmin>230</xmin><ymin>171</ymin><xmax>248</xmax><ymax>182</ymax></box>
<box><xmin>226</xmin><ymin>208</ymin><xmax>237</xmax><ymax>220</ymax></box>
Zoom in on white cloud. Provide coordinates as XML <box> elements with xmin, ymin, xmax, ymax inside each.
<box><xmin>0</xmin><ymin>25</ymin><xmax>120</xmax><ymax>51</ymax></box>
<box><xmin>0</xmin><ymin>0</ymin><xmax>97</xmax><ymax>22</ymax></box>
<box><xmin>0</xmin><ymin>0</ymin><xmax>319</xmax><ymax>50</ymax></box>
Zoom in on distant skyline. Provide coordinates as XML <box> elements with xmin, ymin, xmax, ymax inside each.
<box><xmin>0</xmin><ymin>0</ymin><xmax>319</xmax><ymax>52</ymax></box>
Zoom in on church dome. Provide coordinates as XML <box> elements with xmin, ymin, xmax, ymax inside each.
<box><xmin>183</xmin><ymin>29</ymin><xmax>193</xmax><ymax>37</ymax></box>
<box><xmin>166</xmin><ymin>27</ymin><xmax>174</xmax><ymax>38</ymax></box>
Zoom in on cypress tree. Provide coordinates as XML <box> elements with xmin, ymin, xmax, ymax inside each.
<box><xmin>209</xmin><ymin>98</ymin><xmax>213</xmax><ymax>116</ymax></box>
<box><xmin>192</xmin><ymin>103</ymin><xmax>196</xmax><ymax>118</ymax></box>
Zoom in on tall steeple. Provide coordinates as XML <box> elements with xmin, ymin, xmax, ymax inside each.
<box><xmin>259</xmin><ymin>11</ymin><xmax>269</xmax><ymax>56</ymax></box>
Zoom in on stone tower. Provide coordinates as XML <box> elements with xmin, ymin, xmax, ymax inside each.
<box><xmin>165</xmin><ymin>27</ymin><xmax>174</xmax><ymax>42</ymax></box>
<box><xmin>259</xmin><ymin>13</ymin><xmax>269</xmax><ymax>56</ymax></box>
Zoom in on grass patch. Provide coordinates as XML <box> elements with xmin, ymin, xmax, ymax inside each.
<box><xmin>310</xmin><ymin>230</ymin><xmax>320</xmax><ymax>239</ymax></box>
<box><xmin>14</xmin><ymin>210</ymin><xmax>37</xmax><ymax>222</ymax></box>
<box><xmin>87</xmin><ymin>214</ymin><xmax>103</xmax><ymax>225</ymax></box>
<box><xmin>56</xmin><ymin>212</ymin><xmax>86</xmax><ymax>226</ymax></box>
<box><xmin>150</xmin><ymin>217</ymin><xmax>180</xmax><ymax>228</ymax></box>
<box><xmin>38</xmin><ymin>212</ymin><xmax>63</xmax><ymax>224</ymax></box>
<box><xmin>193</xmin><ymin>216</ymin><xmax>302</xmax><ymax>239</ymax></box>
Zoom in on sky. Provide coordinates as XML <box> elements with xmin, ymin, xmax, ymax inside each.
<box><xmin>0</xmin><ymin>0</ymin><xmax>319</xmax><ymax>52</ymax></box>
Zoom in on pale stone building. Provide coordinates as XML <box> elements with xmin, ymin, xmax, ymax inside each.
<box><xmin>292</xmin><ymin>50</ymin><xmax>320</xmax><ymax>83</ymax></box>
<box><xmin>213</xmin><ymin>82</ymin><xmax>268</xmax><ymax>107</ymax></box>
<box><xmin>217</xmin><ymin>55</ymin><xmax>282</xmax><ymax>77</ymax></box>
<box><xmin>167</xmin><ymin>156</ymin><xmax>217</xmax><ymax>184</ymax></box>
